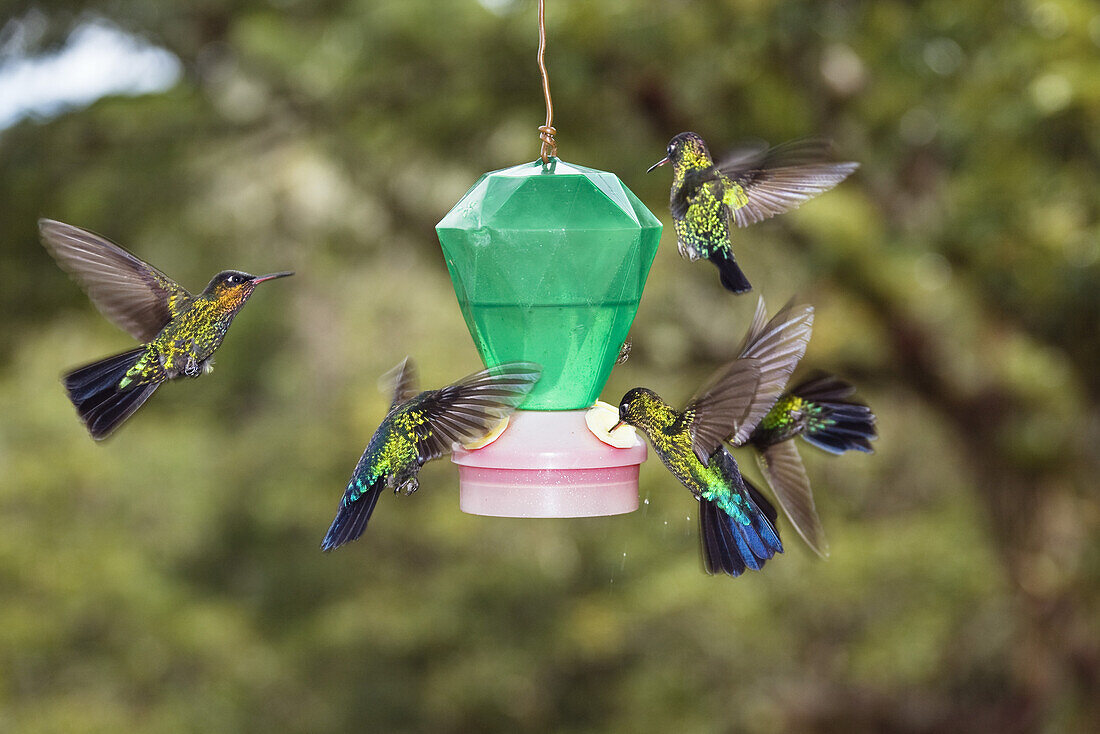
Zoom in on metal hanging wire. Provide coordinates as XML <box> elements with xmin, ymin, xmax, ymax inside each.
<box><xmin>537</xmin><ymin>0</ymin><xmax>557</xmax><ymax>163</ymax></box>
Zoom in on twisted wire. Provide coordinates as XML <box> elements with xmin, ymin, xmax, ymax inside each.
<box><xmin>537</xmin><ymin>0</ymin><xmax>557</xmax><ymax>163</ymax></box>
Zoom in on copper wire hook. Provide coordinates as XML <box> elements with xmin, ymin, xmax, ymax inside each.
<box><xmin>537</xmin><ymin>0</ymin><xmax>557</xmax><ymax>164</ymax></box>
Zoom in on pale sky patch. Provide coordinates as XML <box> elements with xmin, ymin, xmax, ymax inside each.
<box><xmin>0</xmin><ymin>19</ymin><xmax>181</xmax><ymax>129</ymax></box>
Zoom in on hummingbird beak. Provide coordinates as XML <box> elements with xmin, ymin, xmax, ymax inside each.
<box><xmin>646</xmin><ymin>157</ymin><xmax>669</xmax><ymax>173</ymax></box>
<box><xmin>250</xmin><ymin>271</ymin><xmax>294</xmax><ymax>284</ymax></box>
<box><xmin>610</xmin><ymin>419</ymin><xmax>626</xmax><ymax>432</ymax></box>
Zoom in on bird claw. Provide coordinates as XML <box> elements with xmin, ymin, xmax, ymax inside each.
<box><xmin>182</xmin><ymin>356</ymin><xmax>207</xmax><ymax>378</ymax></box>
<box><xmin>395</xmin><ymin>477</ymin><xmax>419</xmax><ymax>496</ymax></box>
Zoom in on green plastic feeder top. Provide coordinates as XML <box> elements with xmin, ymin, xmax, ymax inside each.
<box><xmin>437</xmin><ymin>158</ymin><xmax>662</xmax><ymax>410</ymax></box>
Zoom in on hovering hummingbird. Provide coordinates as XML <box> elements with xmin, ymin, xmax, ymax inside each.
<box><xmin>738</xmin><ymin>371</ymin><xmax>877</xmax><ymax>557</ymax></box>
<box><xmin>321</xmin><ymin>358</ymin><xmax>541</xmax><ymax>551</ymax></box>
<box><xmin>613</xmin><ymin>299</ymin><xmax>814</xmax><ymax>576</ymax></box>
<box><xmin>648</xmin><ymin>132</ymin><xmax>859</xmax><ymax>294</ymax></box>
<box><xmin>39</xmin><ymin>219</ymin><xmax>293</xmax><ymax>440</ymax></box>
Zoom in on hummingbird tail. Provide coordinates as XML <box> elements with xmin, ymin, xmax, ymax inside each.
<box><xmin>62</xmin><ymin>347</ymin><xmax>162</xmax><ymax>440</ymax></box>
<box><xmin>699</xmin><ymin>483</ymin><xmax>783</xmax><ymax>577</ymax></box>
<box><xmin>321</xmin><ymin>478</ymin><xmax>384</xmax><ymax>552</ymax></box>
<box><xmin>707</xmin><ymin>249</ymin><xmax>752</xmax><ymax>294</ymax></box>
<box><xmin>790</xmin><ymin>374</ymin><xmax>877</xmax><ymax>454</ymax></box>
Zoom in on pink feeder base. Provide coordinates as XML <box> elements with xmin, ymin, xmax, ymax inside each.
<box><xmin>451</xmin><ymin>409</ymin><xmax>647</xmax><ymax>518</ymax></box>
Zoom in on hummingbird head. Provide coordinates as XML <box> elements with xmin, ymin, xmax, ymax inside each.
<box><xmin>612</xmin><ymin>387</ymin><xmax>667</xmax><ymax>433</ymax></box>
<box><xmin>203</xmin><ymin>270</ymin><xmax>294</xmax><ymax>309</ymax></box>
<box><xmin>647</xmin><ymin>131</ymin><xmax>712</xmax><ymax>173</ymax></box>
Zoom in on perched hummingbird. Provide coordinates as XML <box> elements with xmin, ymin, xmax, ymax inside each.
<box><xmin>321</xmin><ymin>358</ymin><xmax>541</xmax><ymax>551</ymax></box>
<box><xmin>648</xmin><ymin>133</ymin><xmax>859</xmax><ymax>294</ymax></box>
<box><xmin>738</xmin><ymin>371</ymin><xmax>877</xmax><ymax>557</ymax></box>
<box><xmin>613</xmin><ymin>299</ymin><xmax>814</xmax><ymax>576</ymax></box>
<box><xmin>39</xmin><ymin>219</ymin><xmax>293</xmax><ymax>439</ymax></box>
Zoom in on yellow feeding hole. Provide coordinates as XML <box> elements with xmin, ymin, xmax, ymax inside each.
<box><xmin>585</xmin><ymin>401</ymin><xmax>639</xmax><ymax>449</ymax></box>
<box><xmin>462</xmin><ymin>415</ymin><xmax>510</xmax><ymax>450</ymax></box>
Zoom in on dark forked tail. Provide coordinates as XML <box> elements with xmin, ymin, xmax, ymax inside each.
<box><xmin>699</xmin><ymin>450</ymin><xmax>783</xmax><ymax>577</ymax></box>
<box><xmin>708</xmin><ymin>248</ymin><xmax>753</xmax><ymax>294</ymax></box>
<box><xmin>789</xmin><ymin>373</ymin><xmax>877</xmax><ymax>454</ymax></box>
<box><xmin>63</xmin><ymin>347</ymin><xmax>162</xmax><ymax>440</ymax></box>
<box><xmin>321</xmin><ymin>475</ymin><xmax>385</xmax><ymax>552</ymax></box>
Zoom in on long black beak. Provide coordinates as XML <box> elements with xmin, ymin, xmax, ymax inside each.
<box><xmin>250</xmin><ymin>271</ymin><xmax>294</xmax><ymax>284</ymax></box>
<box><xmin>610</xmin><ymin>419</ymin><xmax>626</xmax><ymax>432</ymax></box>
<box><xmin>646</xmin><ymin>157</ymin><xmax>669</xmax><ymax>173</ymax></box>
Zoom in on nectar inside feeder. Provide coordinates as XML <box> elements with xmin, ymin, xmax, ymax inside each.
<box><xmin>437</xmin><ymin>158</ymin><xmax>662</xmax><ymax>517</ymax></box>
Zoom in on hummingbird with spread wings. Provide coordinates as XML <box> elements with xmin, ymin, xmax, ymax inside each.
<box><xmin>39</xmin><ymin>219</ymin><xmax>293</xmax><ymax>439</ymax></box>
<box><xmin>648</xmin><ymin>133</ymin><xmax>858</xmax><ymax>294</ymax></box>
<box><xmin>613</xmin><ymin>299</ymin><xmax>814</xmax><ymax>576</ymax></box>
<box><xmin>321</xmin><ymin>359</ymin><xmax>541</xmax><ymax>551</ymax></box>
<box><xmin>738</xmin><ymin>369</ymin><xmax>877</xmax><ymax>558</ymax></box>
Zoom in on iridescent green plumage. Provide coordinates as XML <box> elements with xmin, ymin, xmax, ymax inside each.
<box><xmin>617</xmin><ymin>388</ymin><xmax>758</xmax><ymax>527</ymax></box>
<box><xmin>321</xmin><ymin>359</ymin><xmax>541</xmax><ymax>551</ymax></box>
<box><xmin>615</xmin><ymin>299</ymin><xmax>814</xmax><ymax>576</ymax></box>
<box><xmin>39</xmin><ymin>219</ymin><xmax>292</xmax><ymax>439</ymax></box>
<box><xmin>738</xmin><ymin>372</ymin><xmax>878</xmax><ymax>557</ymax></box>
<box><xmin>751</xmin><ymin>393</ymin><xmax>809</xmax><ymax>445</ymax></box>
<box><xmin>648</xmin><ymin>132</ymin><xmax>859</xmax><ymax>293</ymax></box>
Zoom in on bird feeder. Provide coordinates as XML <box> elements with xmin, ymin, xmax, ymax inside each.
<box><xmin>435</xmin><ymin>0</ymin><xmax>661</xmax><ymax>517</ymax></box>
<box><xmin>437</xmin><ymin>158</ymin><xmax>661</xmax><ymax>516</ymax></box>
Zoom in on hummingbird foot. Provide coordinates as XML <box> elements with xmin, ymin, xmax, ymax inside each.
<box><xmin>181</xmin><ymin>356</ymin><xmax>214</xmax><ymax>378</ymax></box>
<box><xmin>182</xmin><ymin>356</ymin><xmax>202</xmax><ymax>378</ymax></box>
<box><xmin>676</xmin><ymin>239</ymin><xmax>700</xmax><ymax>261</ymax></box>
<box><xmin>395</xmin><ymin>477</ymin><xmax>419</xmax><ymax>496</ymax></box>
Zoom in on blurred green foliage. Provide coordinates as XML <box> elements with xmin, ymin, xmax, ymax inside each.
<box><xmin>1</xmin><ymin>0</ymin><xmax>1098</xmax><ymax>732</ymax></box>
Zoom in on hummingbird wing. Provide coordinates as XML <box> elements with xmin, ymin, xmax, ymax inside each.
<box><xmin>717</xmin><ymin>138</ymin><xmax>859</xmax><ymax>228</ymax></box>
<box><xmin>734</xmin><ymin>297</ymin><xmax>769</xmax><ymax>355</ymax></box>
<box><xmin>407</xmin><ymin>362</ymin><xmax>541</xmax><ymax>461</ymax></box>
<box><xmin>39</xmin><ymin>219</ymin><xmax>192</xmax><ymax>342</ymax></box>
<box><xmin>729</xmin><ymin>299</ymin><xmax>815</xmax><ymax>446</ymax></box>
<box><xmin>380</xmin><ymin>357</ymin><xmax>420</xmax><ymax>414</ymax></box>
<box><xmin>755</xmin><ymin>440</ymin><xmax>828</xmax><ymax>558</ymax></box>
<box><xmin>684</xmin><ymin>358</ymin><xmax>763</xmax><ymax>464</ymax></box>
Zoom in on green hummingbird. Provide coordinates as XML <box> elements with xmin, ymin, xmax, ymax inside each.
<box><xmin>648</xmin><ymin>132</ymin><xmax>859</xmax><ymax>294</ymax></box>
<box><xmin>613</xmin><ymin>299</ymin><xmax>814</xmax><ymax>576</ymax></box>
<box><xmin>738</xmin><ymin>371</ymin><xmax>877</xmax><ymax>557</ymax></box>
<box><xmin>321</xmin><ymin>358</ymin><xmax>541</xmax><ymax>551</ymax></box>
<box><xmin>39</xmin><ymin>219</ymin><xmax>293</xmax><ymax>440</ymax></box>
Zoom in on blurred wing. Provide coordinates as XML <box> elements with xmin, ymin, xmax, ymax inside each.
<box><xmin>756</xmin><ymin>441</ymin><xmax>828</xmax><ymax>557</ymax></box>
<box><xmin>730</xmin><ymin>300</ymin><xmax>814</xmax><ymax>446</ymax></box>
<box><xmin>717</xmin><ymin>139</ymin><xmax>859</xmax><ymax>228</ymax></box>
<box><xmin>685</xmin><ymin>358</ymin><xmax>763</xmax><ymax>464</ymax></box>
<box><xmin>380</xmin><ymin>357</ymin><xmax>419</xmax><ymax>413</ymax></box>
<box><xmin>788</xmin><ymin>371</ymin><xmax>858</xmax><ymax>401</ymax></box>
<box><xmin>39</xmin><ymin>219</ymin><xmax>191</xmax><ymax>341</ymax></box>
<box><xmin>410</xmin><ymin>362</ymin><xmax>541</xmax><ymax>462</ymax></box>
<box><xmin>733</xmin><ymin>297</ymin><xmax>768</xmax><ymax>355</ymax></box>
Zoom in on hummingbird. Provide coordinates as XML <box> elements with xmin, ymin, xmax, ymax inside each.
<box><xmin>321</xmin><ymin>358</ymin><xmax>541</xmax><ymax>551</ymax></box>
<box><xmin>613</xmin><ymin>299</ymin><xmax>814</xmax><ymax>576</ymax></box>
<box><xmin>738</xmin><ymin>371</ymin><xmax>877</xmax><ymax>557</ymax></box>
<box><xmin>648</xmin><ymin>132</ymin><xmax>859</xmax><ymax>294</ymax></box>
<box><xmin>39</xmin><ymin>219</ymin><xmax>293</xmax><ymax>440</ymax></box>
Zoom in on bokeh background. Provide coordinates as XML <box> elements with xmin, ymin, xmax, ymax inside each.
<box><xmin>1</xmin><ymin>1</ymin><xmax>1098</xmax><ymax>732</ymax></box>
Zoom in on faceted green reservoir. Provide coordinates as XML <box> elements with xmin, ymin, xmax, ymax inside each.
<box><xmin>437</xmin><ymin>159</ymin><xmax>662</xmax><ymax>410</ymax></box>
